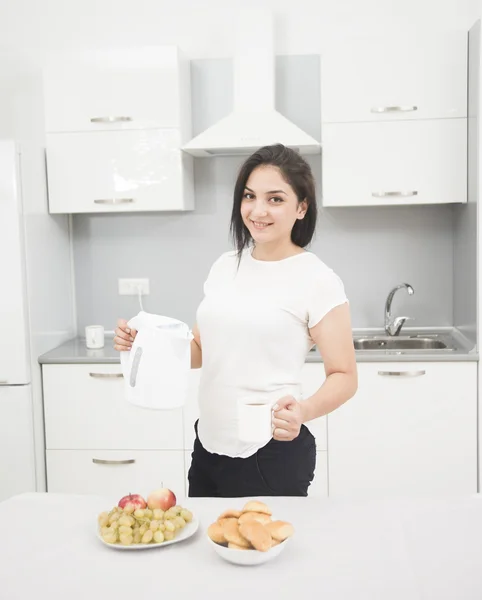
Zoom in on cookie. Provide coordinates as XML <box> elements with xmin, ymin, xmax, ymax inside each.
<box><xmin>218</xmin><ymin>509</ymin><xmax>242</xmax><ymax>520</ymax></box>
<box><xmin>218</xmin><ymin>516</ymin><xmax>238</xmax><ymax>528</ymax></box>
<box><xmin>238</xmin><ymin>511</ymin><xmax>271</xmax><ymax>525</ymax></box>
<box><xmin>238</xmin><ymin>520</ymin><xmax>272</xmax><ymax>552</ymax></box>
<box><xmin>241</xmin><ymin>501</ymin><xmax>272</xmax><ymax>516</ymax></box>
<box><xmin>222</xmin><ymin>518</ymin><xmax>251</xmax><ymax>548</ymax></box>
<box><xmin>207</xmin><ymin>522</ymin><xmax>226</xmax><ymax>544</ymax></box>
<box><xmin>228</xmin><ymin>542</ymin><xmax>250</xmax><ymax>550</ymax></box>
<box><xmin>265</xmin><ymin>520</ymin><xmax>294</xmax><ymax>542</ymax></box>
<box><xmin>271</xmin><ymin>538</ymin><xmax>281</xmax><ymax>548</ymax></box>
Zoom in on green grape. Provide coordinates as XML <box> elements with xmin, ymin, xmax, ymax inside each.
<box><xmin>180</xmin><ymin>509</ymin><xmax>193</xmax><ymax>523</ymax></box>
<box><xmin>118</xmin><ymin>525</ymin><xmax>132</xmax><ymax>536</ymax></box>
<box><xmin>153</xmin><ymin>531</ymin><xmax>165</xmax><ymax>543</ymax></box>
<box><xmin>141</xmin><ymin>530</ymin><xmax>153</xmax><ymax>544</ymax></box>
<box><xmin>119</xmin><ymin>533</ymin><xmax>133</xmax><ymax>546</ymax></box>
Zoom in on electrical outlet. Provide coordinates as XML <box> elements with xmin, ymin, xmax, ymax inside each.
<box><xmin>118</xmin><ymin>278</ymin><xmax>150</xmax><ymax>295</ymax></box>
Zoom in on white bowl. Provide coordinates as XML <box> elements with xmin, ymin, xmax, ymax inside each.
<box><xmin>207</xmin><ymin>535</ymin><xmax>290</xmax><ymax>566</ymax></box>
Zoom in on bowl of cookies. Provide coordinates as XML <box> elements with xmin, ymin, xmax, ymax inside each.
<box><xmin>207</xmin><ymin>500</ymin><xmax>294</xmax><ymax>566</ymax></box>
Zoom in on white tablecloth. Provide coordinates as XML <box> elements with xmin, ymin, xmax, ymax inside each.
<box><xmin>1</xmin><ymin>493</ymin><xmax>481</xmax><ymax>600</ymax></box>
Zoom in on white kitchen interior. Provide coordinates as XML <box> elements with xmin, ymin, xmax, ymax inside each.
<box><xmin>2</xmin><ymin>0</ymin><xmax>482</xmax><ymax>596</ymax></box>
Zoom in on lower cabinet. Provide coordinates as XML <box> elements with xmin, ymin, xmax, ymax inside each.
<box><xmin>46</xmin><ymin>449</ymin><xmax>185</xmax><ymax>497</ymax></box>
<box><xmin>327</xmin><ymin>361</ymin><xmax>478</xmax><ymax>497</ymax></box>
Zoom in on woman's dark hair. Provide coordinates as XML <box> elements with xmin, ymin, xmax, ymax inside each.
<box><xmin>229</xmin><ymin>143</ymin><xmax>317</xmax><ymax>256</ymax></box>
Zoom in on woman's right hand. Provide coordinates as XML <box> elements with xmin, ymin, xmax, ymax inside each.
<box><xmin>114</xmin><ymin>318</ymin><xmax>137</xmax><ymax>351</ymax></box>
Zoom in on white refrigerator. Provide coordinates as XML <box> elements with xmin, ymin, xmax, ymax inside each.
<box><xmin>0</xmin><ymin>140</ymin><xmax>75</xmax><ymax>501</ymax></box>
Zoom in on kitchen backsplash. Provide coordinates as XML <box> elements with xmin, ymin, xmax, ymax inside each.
<box><xmin>73</xmin><ymin>55</ymin><xmax>466</xmax><ymax>333</ymax></box>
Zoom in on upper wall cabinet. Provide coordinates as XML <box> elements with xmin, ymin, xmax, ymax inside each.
<box><xmin>42</xmin><ymin>47</ymin><xmax>194</xmax><ymax>214</ymax></box>
<box><xmin>321</xmin><ymin>32</ymin><xmax>467</xmax><ymax>123</ymax></box>
<box><xmin>43</xmin><ymin>47</ymin><xmax>191</xmax><ymax>139</ymax></box>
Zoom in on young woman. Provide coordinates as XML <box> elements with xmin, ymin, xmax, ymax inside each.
<box><xmin>114</xmin><ymin>143</ymin><xmax>357</xmax><ymax>497</ymax></box>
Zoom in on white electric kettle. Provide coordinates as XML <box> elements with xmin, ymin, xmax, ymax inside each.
<box><xmin>120</xmin><ymin>311</ymin><xmax>193</xmax><ymax>410</ymax></box>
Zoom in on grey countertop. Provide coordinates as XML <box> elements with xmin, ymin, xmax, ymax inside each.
<box><xmin>38</xmin><ymin>326</ymin><xmax>478</xmax><ymax>365</ymax></box>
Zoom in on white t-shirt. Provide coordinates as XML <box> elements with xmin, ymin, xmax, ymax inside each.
<box><xmin>195</xmin><ymin>248</ymin><xmax>348</xmax><ymax>458</ymax></box>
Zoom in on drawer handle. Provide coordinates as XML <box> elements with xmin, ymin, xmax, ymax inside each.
<box><xmin>90</xmin><ymin>116</ymin><xmax>133</xmax><ymax>123</ymax></box>
<box><xmin>370</xmin><ymin>106</ymin><xmax>418</xmax><ymax>113</ymax></box>
<box><xmin>89</xmin><ymin>372</ymin><xmax>123</xmax><ymax>378</ymax></box>
<box><xmin>94</xmin><ymin>199</ymin><xmax>135</xmax><ymax>205</ymax></box>
<box><xmin>378</xmin><ymin>370</ymin><xmax>426</xmax><ymax>377</ymax></box>
<box><xmin>92</xmin><ymin>458</ymin><xmax>135</xmax><ymax>465</ymax></box>
<box><xmin>372</xmin><ymin>191</ymin><xmax>418</xmax><ymax>198</ymax></box>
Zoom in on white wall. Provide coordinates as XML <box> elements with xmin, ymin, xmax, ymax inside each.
<box><xmin>0</xmin><ymin>0</ymin><xmax>480</xmax><ymax>63</ymax></box>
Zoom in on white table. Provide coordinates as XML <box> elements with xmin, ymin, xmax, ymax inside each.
<box><xmin>1</xmin><ymin>493</ymin><xmax>482</xmax><ymax>600</ymax></box>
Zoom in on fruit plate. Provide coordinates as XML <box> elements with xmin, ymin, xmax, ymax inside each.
<box><xmin>97</xmin><ymin>516</ymin><xmax>199</xmax><ymax>550</ymax></box>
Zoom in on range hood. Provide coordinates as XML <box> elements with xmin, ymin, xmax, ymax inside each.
<box><xmin>182</xmin><ymin>10</ymin><xmax>321</xmax><ymax>157</ymax></box>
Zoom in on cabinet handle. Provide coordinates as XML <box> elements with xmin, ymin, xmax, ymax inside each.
<box><xmin>370</xmin><ymin>106</ymin><xmax>418</xmax><ymax>113</ymax></box>
<box><xmin>89</xmin><ymin>372</ymin><xmax>123</xmax><ymax>378</ymax></box>
<box><xmin>94</xmin><ymin>199</ymin><xmax>135</xmax><ymax>205</ymax></box>
<box><xmin>92</xmin><ymin>458</ymin><xmax>135</xmax><ymax>465</ymax></box>
<box><xmin>372</xmin><ymin>191</ymin><xmax>418</xmax><ymax>198</ymax></box>
<box><xmin>90</xmin><ymin>116</ymin><xmax>133</xmax><ymax>123</ymax></box>
<box><xmin>378</xmin><ymin>370</ymin><xmax>426</xmax><ymax>377</ymax></box>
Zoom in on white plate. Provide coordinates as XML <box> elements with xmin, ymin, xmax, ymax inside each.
<box><xmin>97</xmin><ymin>516</ymin><xmax>199</xmax><ymax>550</ymax></box>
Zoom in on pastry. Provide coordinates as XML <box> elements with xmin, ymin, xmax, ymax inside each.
<box><xmin>228</xmin><ymin>542</ymin><xmax>249</xmax><ymax>550</ymax></box>
<box><xmin>207</xmin><ymin>522</ymin><xmax>226</xmax><ymax>544</ymax></box>
<box><xmin>218</xmin><ymin>509</ymin><xmax>242</xmax><ymax>520</ymax></box>
<box><xmin>238</xmin><ymin>511</ymin><xmax>271</xmax><ymax>525</ymax></box>
<box><xmin>222</xmin><ymin>518</ymin><xmax>251</xmax><ymax>548</ymax></box>
<box><xmin>241</xmin><ymin>501</ymin><xmax>272</xmax><ymax>516</ymax></box>
<box><xmin>238</xmin><ymin>520</ymin><xmax>272</xmax><ymax>552</ymax></box>
<box><xmin>265</xmin><ymin>520</ymin><xmax>294</xmax><ymax>542</ymax></box>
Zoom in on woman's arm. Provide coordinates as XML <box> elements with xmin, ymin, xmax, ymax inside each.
<box><xmin>301</xmin><ymin>303</ymin><xmax>358</xmax><ymax>423</ymax></box>
<box><xmin>191</xmin><ymin>323</ymin><xmax>202</xmax><ymax>369</ymax></box>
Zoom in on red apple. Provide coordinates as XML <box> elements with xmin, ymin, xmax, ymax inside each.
<box><xmin>147</xmin><ymin>488</ymin><xmax>176</xmax><ymax>511</ymax></box>
<box><xmin>118</xmin><ymin>493</ymin><xmax>147</xmax><ymax>511</ymax></box>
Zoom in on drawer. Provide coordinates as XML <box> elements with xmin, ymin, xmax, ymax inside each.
<box><xmin>46</xmin><ymin>449</ymin><xmax>185</xmax><ymax>498</ymax></box>
<box><xmin>43</xmin><ymin>364</ymin><xmax>183</xmax><ymax>450</ymax></box>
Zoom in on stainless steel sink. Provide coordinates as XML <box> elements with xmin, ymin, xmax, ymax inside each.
<box><xmin>353</xmin><ymin>336</ymin><xmax>451</xmax><ymax>351</ymax></box>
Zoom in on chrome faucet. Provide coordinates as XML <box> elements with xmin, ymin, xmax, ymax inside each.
<box><xmin>384</xmin><ymin>283</ymin><xmax>414</xmax><ymax>336</ymax></box>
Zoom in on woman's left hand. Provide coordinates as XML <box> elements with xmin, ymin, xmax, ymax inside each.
<box><xmin>272</xmin><ymin>396</ymin><xmax>304</xmax><ymax>441</ymax></box>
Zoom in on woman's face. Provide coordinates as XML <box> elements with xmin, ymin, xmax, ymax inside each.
<box><xmin>240</xmin><ymin>165</ymin><xmax>307</xmax><ymax>247</ymax></box>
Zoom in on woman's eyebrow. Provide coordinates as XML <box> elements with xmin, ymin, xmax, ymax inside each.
<box><xmin>245</xmin><ymin>186</ymin><xmax>287</xmax><ymax>195</ymax></box>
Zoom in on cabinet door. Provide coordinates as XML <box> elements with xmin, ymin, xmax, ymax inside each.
<box><xmin>46</xmin><ymin>129</ymin><xmax>194</xmax><ymax>214</ymax></box>
<box><xmin>46</xmin><ymin>449</ymin><xmax>185</xmax><ymax>497</ymax></box>
<box><xmin>328</xmin><ymin>362</ymin><xmax>477</xmax><ymax>497</ymax></box>
<box><xmin>0</xmin><ymin>386</ymin><xmax>36</xmax><ymax>501</ymax></box>
<box><xmin>308</xmin><ymin>451</ymin><xmax>328</xmax><ymax>498</ymax></box>
<box><xmin>43</xmin><ymin>47</ymin><xmax>188</xmax><ymax>133</ymax></box>
<box><xmin>42</xmin><ymin>364</ymin><xmax>183</xmax><ymax>450</ymax></box>
<box><xmin>321</xmin><ymin>32</ymin><xmax>467</xmax><ymax>123</ymax></box>
<box><xmin>322</xmin><ymin>119</ymin><xmax>467</xmax><ymax>207</ymax></box>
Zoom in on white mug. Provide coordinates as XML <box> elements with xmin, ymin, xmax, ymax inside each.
<box><xmin>85</xmin><ymin>325</ymin><xmax>104</xmax><ymax>349</ymax></box>
<box><xmin>237</xmin><ymin>398</ymin><xmax>274</xmax><ymax>443</ymax></box>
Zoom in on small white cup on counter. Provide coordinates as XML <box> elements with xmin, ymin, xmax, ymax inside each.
<box><xmin>85</xmin><ymin>325</ymin><xmax>105</xmax><ymax>349</ymax></box>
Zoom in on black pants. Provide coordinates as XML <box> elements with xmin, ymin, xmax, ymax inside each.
<box><xmin>187</xmin><ymin>420</ymin><xmax>317</xmax><ymax>497</ymax></box>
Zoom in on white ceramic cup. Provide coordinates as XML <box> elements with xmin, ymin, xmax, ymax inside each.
<box><xmin>85</xmin><ymin>325</ymin><xmax>105</xmax><ymax>349</ymax></box>
<box><xmin>238</xmin><ymin>398</ymin><xmax>274</xmax><ymax>443</ymax></box>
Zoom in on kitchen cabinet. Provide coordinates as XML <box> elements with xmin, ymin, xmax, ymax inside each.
<box><xmin>0</xmin><ymin>387</ymin><xmax>36</xmax><ymax>501</ymax></box>
<box><xmin>42</xmin><ymin>364</ymin><xmax>183</xmax><ymax>450</ymax></box>
<box><xmin>46</xmin><ymin>129</ymin><xmax>194</xmax><ymax>214</ymax></box>
<box><xmin>43</xmin><ymin>46</ymin><xmax>191</xmax><ymax>136</ymax></box>
<box><xmin>321</xmin><ymin>31</ymin><xmax>467</xmax><ymax>123</ymax></box>
<box><xmin>46</xmin><ymin>449</ymin><xmax>184</xmax><ymax>497</ymax></box>
<box><xmin>42</xmin><ymin>46</ymin><xmax>194</xmax><ymax>214</ymax></box>
<box><xmin>327</xmin><ymin>362</ymin><xmax>477</xmax><ymax>497</ymax></box>
<box><xmin>322</xmin><ymin>119</ymin><xmax>467</xmax><ymax>207</ymax></box>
